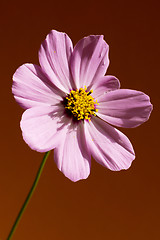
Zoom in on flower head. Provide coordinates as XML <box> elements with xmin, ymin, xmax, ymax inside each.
<box><xmin>12</xmin><ymin>30</ymin><xmax>153</xmax><ymax>182</ymax></box>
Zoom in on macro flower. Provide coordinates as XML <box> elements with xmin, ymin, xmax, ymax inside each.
<box><xmin>12</xmin><ymin>30</ymin><xmax>153</xmax><ymax>182</ymax></box>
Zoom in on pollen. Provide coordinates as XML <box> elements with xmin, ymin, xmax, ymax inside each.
<box><xmin>65</xmin><ymin>87</ymin><xmax>99</xmax><ymax>121</ymax></box>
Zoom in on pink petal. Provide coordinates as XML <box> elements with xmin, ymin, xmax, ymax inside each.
<box><xmin>97</xmin><ymin>89</ymin><xmax>153</xmax><ymax>128</ymax></box>
<box><xmin>39</xmin><ymin>30</ymin><xmax>73</xmax><ymax>93</ymax></box>
<box><xmin>84</xmin><ymin>117</ymin><xmax>135</xmax><ymax>171</ymax></box>
<box><xmin>92</xmin><ymin>75</ymin><xmax>120</xmax><ymax>98</ymax></box>
<box><xmin>70</xmin><ymin>35</ymin><xmax>109</xmax><ymax>89</ymax></box>
<box><xmin>20</xmin><ymin>105</ymin><xmax>70</xmax><ymax>152</ymax></box>
<box><xmin>54</xmin><ymin>122</ymin><xmax>91</xmax><ymax>182</ymax></box>
<box><xmin>12</xmin><ymin>64</ymin><xmax>64</xmax><ymax>109</ymax></box>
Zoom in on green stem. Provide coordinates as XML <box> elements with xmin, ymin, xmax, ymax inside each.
<box><xmin>7</xmin><ymin>151</ymin><xmax>51</xmax><ymax>240</ymax></box>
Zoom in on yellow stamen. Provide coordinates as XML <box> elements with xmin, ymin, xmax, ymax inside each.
<box><xmin>65</xmin><ymin>87</ymin><xmax>98</xmax><ymax>121</ymax></box>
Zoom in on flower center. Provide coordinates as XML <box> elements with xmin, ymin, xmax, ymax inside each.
<box><xmin>65</xmin><ymin>87</ymin><xmax>99</xmax><ymax>121</ymax></box>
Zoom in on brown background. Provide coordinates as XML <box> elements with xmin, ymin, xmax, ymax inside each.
<box><xmin>0</xmin><ymin>0</ymin><xmax>159</xmax><ymax>239</ymax></box>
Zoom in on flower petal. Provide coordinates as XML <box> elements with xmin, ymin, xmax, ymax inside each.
<box><xmin>84</xmin><ymin>117</ymin><xmax>135</xmax><ymax>171</ymax></box>
<box><xmin>92</xmin><ymin>75</ymin><xmax>120</xmax><ymax>98</ymax></box>
<box><xmin>20</xmin><ymin>105</ymin><xmax>70</xmax><ymax>152</ymax></box>
<box><xmin>54</xmin><ymin>122</ymin><xmax>91</xmax><ymax>182</ymax></box>
<box><xmin>12</xmin><ymin>64</ymin><xmax>64</xmax><ymax>109</ymax></box>
<box><xmin>70</xmin><ymin>35</ymin><xmax>109</xmax><ymax>89</ymax></box>
<box><xmin>39</xmin><ymin>30</ymin><xmax>73</xmax><ymax>93</ymax></box>
<box><xmin>97</xmin><ymin>89</ymin><xmax>153</xmax><ymax>128</ymax></box>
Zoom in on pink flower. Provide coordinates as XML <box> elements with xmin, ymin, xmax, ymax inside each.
<box><xmin>12</xmin><ymin>30</ymin><xmax>153</xmax><ymax>182</ymax></box>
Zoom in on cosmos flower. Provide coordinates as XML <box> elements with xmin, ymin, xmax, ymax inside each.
<box><xmin>12</xmin><ymin>30</ymin><xmax>152</xmax><ymax>182</ymax></box>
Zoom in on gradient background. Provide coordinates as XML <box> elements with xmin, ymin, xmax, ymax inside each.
<box><xmin>0</xmin><ymin>0</ymin><xmax>159</xmax><ymax>239</ymax></box>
